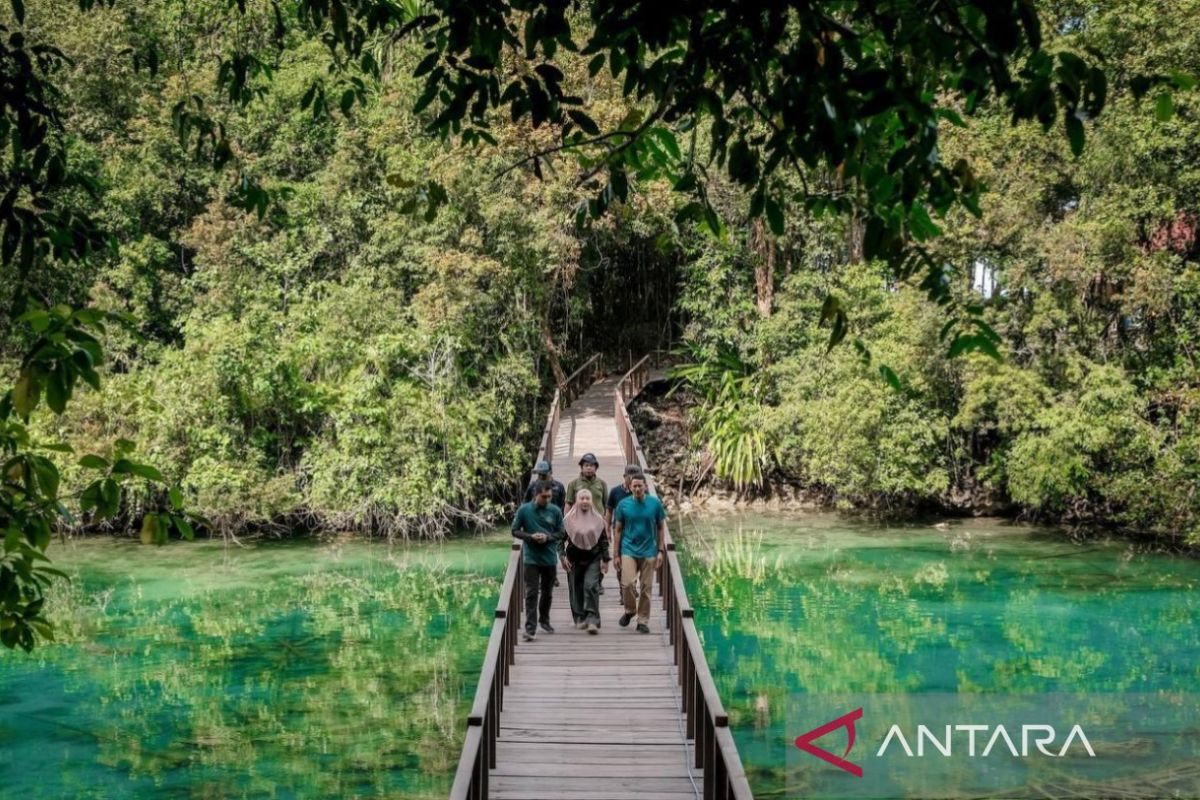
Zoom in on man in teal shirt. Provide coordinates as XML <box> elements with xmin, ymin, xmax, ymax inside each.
<box><xmin>612</xmin><ymin>474</ymin><xmax>667</xmax><ymax>633</ymax></box>
<box><xmin>511</xmin><ymin>480</ymin><xmax>566</xmax><ymax>640</ymax></box>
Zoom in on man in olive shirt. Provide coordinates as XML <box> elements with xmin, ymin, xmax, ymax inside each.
<box><xmin>511</xmin><ymin>480</ymin><xmax>566</xmax><ymax>641</ymax></box>
<box><xmin>564</xmin><ymin>453</ymin><xmax>608</xmax><ymax>515</ymax></box>
<box><xmin>612</xmin><ymin>474</ymin><xmax>667</xmax><ymax>634</ymax></box>
<box><xmin>565</xmin><ymin>453</ymin><xmax>609</xmax><ymax>593</ymax></box>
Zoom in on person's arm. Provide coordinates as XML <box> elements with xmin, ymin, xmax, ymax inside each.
<box><xmin>612</xmin><ymin>506</ymin><xmax>624</xmax><ymax>564</ymax></box>
<box><xmin>655</xmin><ymin>503</ymin><xmax>667</xmax><ymax>563</ymax></box>
<box><xmin>557</xmin><ymin>513</ymin><xmax>573</xmax><ymax>570</ymax></box>
<box><xmin>563</xmin><ymin>480</ymin><xmax>575</xmax><ymax>515</ymax></box>
<box><xmin>599</xmin><ymin>526</ymin><xmax>611</xmax><ymax>563</ymax></box>
<box><xmin>511</xmin><ymin>509</ymin><xmax>534</xmax><ymax>543</ymax></box>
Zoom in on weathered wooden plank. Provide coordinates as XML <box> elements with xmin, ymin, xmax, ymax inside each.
<box><xmin>491</xmin><ymin>792</ymin><xmax>699</xmax><ymax>800</ymax></box>
<box><xmin>494</xmin><ymin>734</ymin><xmax>686</xmax><ymax>743</ymax></box>
<box><xmin>493</xmin><ymin>763</ymin><xmax>695</xmax><ymax>778</ymax></box>
<box><xmin>491</xmin><ymin>777</ymin><xmax>699</xmax><ymax>792</ymax></box>
<box><xmin>493</xmin><ymin>751</ymin><xmax>690</xmax><ymax>767</ymax></box>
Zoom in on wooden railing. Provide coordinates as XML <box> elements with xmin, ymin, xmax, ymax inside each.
<box><xmin>449</xmin><ymin>542</ymin><xmax>523</xmax><ymax>800</ymax></box>
<box><xmin>613</xmin><ymin>355</ymin><xmax>650</xmax><ymax>462</ymax></box>
<box><xmin>613</xmin><ymin>357</ymin><xmax>755</xmax><ymax>800</ymax></box>
<box><xmin>561</xmin><ymin>353</ymin><xmax>600</xmax><ymax>406</ymax></box>
<box><xmin>531</xmin><ymin>354</ymin><xmax>600</xmax><ymax>481</ymax></box>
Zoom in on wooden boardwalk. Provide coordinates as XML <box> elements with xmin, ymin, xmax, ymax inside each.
<box><xmin>492</xmin><ymin>375</ymin><xmax>701</xmax><ymax>800</ymax></box>
<box><xmin>450</xmin><ymin>357</ymin><xmax>752</xmax><ymax>800</ymax></box>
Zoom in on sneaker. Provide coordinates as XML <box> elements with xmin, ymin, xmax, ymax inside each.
<box><xmin>575</xmin><ymin>621</ymin><xmax>588</xmax><ymax>630</ymax></box>
<box><xmin>522</xmin><ymin>630</ymin><xmax>536</xmax><ymax>642</ymax></box>
<box><xmin>618</xmin><ymin>613</ymin><xmax>633</xmax><ymax>627</ymax></box>
<box><xmin>587</xmin><ymin>623</ymin><xmax>599</xmax><ymax>635</ymax></box>
<box><xmin>539</xmin><ymin>622</ymin><xmax>555</xmax><ymax>634</ymax></box>
<box><xmin>598</xmin><ymin>585</ymin><xmax>605</xmax><ymax>594</ymax></box>
<box><xmin>636</xmin><ymin>623</ymin><xmax>650</xmax><ymax>634</ymax></box>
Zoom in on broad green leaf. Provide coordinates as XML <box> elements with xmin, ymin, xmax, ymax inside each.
<box><xmin>78</xmin><ymin>454</ymin><xmax>109</xmax><ymax>470</ymax></box>
<box><xmin>12</xmin><ymin>369</ymin><xmax>38</xmax><ymax>418</ymax></box>
<box><xmin>765</xmin><ymin>197</ymin><xmax>784</xmax><ymax>236</ymax></box>
<box><xmin>879</xmin><ymin>365</ymin><xmax>903</xmax><ymax>391</ymax></box>
<box><xmin>129</xmin><ymin>463</ymin><xmax>165</xmax><ymax>482</ymax></box>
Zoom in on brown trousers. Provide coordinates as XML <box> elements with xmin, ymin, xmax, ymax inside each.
<box><xmin>619</xmin><ymin>555</ymin><xmax>656</xmax><ymax>625</ymax></box>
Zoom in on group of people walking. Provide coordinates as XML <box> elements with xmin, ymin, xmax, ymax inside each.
<box><xmin>511</xmin><ymin>455</ymin><xmax>668</xmax><ymax>642</ymax></box>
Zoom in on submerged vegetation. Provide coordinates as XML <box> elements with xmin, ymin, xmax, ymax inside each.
<box><xmin>3</xmin><ymin>538</ymin><xmax>505</xmax><ymax>798</ymax></box>
<box><xmin>678</xmin><ymin>514</ymin><xmax>1200</xmax><ymax>796</ymax></box>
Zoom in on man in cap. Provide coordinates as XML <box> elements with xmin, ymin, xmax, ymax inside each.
<box><xmin>524</xmin><ymin>460</ymin><xmax>566</xmax><ymax>587</ymax></box>
<box><xmin>511</xmin><ymin>479</ymin><xmax>566</xmax><ymax>640</ymax></box>
<box><xmin>523</xmin><ymin>459</ymin><xmax>566</xmax><ymax>511</ymax></box>
<box><xmin>566</xmin><ymin>453</ymin><xmax>610</xmax><ymax>594</ymax></box>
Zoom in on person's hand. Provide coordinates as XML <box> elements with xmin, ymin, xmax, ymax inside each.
<box><xmin>655</xmin><ymin>551</ymin><xmax>664</xmax><ymax>570</ymax></box>
<box><xmin>601</xmin><ymin>560</ymin><xmax>610</xmax><ymax>575</ymax></box>
<box><xmin>532</xmin><ymin>533</ymin><xmax>547</xmax><ymax>544</ymax></box>
<box><xmin>561</xmin><ymin>557</ymin><xmax>573</xmax><ymax>572</ymax></box>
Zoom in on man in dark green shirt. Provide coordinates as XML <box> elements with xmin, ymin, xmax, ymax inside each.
<box><xmin>511</xmin><ymin>480</ymin><xmax>566</xmax><ymax>640</ymax></box>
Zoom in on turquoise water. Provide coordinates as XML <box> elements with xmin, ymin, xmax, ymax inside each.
<box><xmin>676</xmin><ymin>513</ymin><xmax>1200</xmax><ymax>798</ymax></box>
<box><xmin>3</xmin><ymin>517</ymin><xmax>1198</xmax><ymax>799</ymax></box>
<box><xmin>0</xmin><ymin>534</ymin><xmax>509</xmax><ymax>799</ymax></box>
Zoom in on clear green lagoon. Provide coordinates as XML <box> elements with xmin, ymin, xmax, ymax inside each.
<box><xmin>676</xmin><ymin>513</ymin><xmax>1200</xmax><ymax>798</ymax></box>
<box><xmin>0</xmin><ymin>534</ymin><xmax>509</xmax><ymax>799</ymax></box>
<box><xmin>3</xmin><ymin>516</ymin><xmax>1199</xmax><ymax>798</ymax></box>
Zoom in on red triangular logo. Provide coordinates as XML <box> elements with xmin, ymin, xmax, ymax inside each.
<box><xmin>794</xmin><ymin>707</ymin><xmax>864</xmax><ymax>777</ymax></box>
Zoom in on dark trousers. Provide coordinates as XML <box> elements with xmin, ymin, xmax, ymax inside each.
<box><xmin>567</xmin><ymin>553</ymin><xmax>602</xmax><ymax>626</ymax></box>
<box><xmin>523</xmin><ymin>564</ymin><xmax>556</xmax><ymax>633</ymax></box>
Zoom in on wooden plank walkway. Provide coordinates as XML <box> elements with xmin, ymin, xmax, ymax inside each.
<box><xmin>493</xmin><ymin>374</ymin><xmax>702</xmax><ymax>800</ymax></box>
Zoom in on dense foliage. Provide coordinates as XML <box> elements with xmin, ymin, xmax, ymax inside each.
<box><xmin>674</xmin><ymin>1</ymin><xmax>1200</xmax><ymax>541</ymax></box>
<box><xmin>1</xmin><ymin>0</ymin><xmax>1197</xmax><ymax>649</ymax></box>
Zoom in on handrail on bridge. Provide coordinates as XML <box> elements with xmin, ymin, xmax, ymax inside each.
<box><xmin>450</xmin><ymin>351</ymin><xmax>753</xmax><ymax>800</ymax></box>
<box><xmin>531</xmin><ymin>354</ymin><xmax>600</xmax><ymax>485</ymax></box>
<box><xmin>614</xmin><ymin>355</ymin><xmax>754</xmax><ymax>800</ymax></box>
<box><xmin>449</xmin><ymin>542</ymin><xmax>523</xmax><ymax>800</ymax></box>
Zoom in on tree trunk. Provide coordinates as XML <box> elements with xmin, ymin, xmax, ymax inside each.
<box><xmin>847</xmin><ymin>212</ymin><xmax>865</xmax><ymax>264</ymax></box>
<box><xmin>541</xmin><ymin>318</ymin><xmax>568</xmax><ymax>388</ymax></box>
<box><xmin>752</xmin><ymin>218</ymin><xmax>775</xmax><ymax>317</ymax></box>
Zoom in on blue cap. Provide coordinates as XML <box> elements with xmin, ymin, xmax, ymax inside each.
<box><xmin>534</xmin><ymin>460</ymin><xmax>551</xmax><ymax>474</ymax></box>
